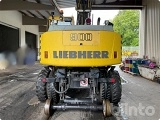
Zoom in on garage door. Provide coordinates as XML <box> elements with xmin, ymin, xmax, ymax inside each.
<box><xmin>0</xmin><ymin>24</ymin><xmax>19</xmax><ymax>52</ymax></box>
<box><xmin>25</xmin><ymin>31</ymin><xmax>38</xmax><ymax>59</ymax></box>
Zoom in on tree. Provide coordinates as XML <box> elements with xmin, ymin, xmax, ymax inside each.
<box><xmin>112</xmin><ymin>10</ymin><xmax>140</xmax><ymax>46</ymax></box>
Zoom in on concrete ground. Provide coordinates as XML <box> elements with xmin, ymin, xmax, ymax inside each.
<box><xmin>0</xmin><ymin>64</ymin><xmax>159</xmax><ymax>120</ymax></box>
<box><xmin>119</xmin><ymin>69</ymin><xmax>160</xmax><ymax>120</ymax></box>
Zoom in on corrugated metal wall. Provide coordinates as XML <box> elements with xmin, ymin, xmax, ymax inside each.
<box><xmin>140</xmin><ymin>0</ymin><xmax>160</xmax><ymax>63</ymax></box>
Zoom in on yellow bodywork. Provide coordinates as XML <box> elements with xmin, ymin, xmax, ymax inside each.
<box><xmin>40</xmin><ymin>30</ymin><xmax>121</xmax><ymax>67</ymax></box>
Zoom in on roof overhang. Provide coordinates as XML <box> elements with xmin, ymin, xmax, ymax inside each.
<box><xmin>0</xmin><ymin>0</ymin><xmax>143</xmax><ymax>33</ymax></box>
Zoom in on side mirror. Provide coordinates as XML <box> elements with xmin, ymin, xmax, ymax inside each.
<box><xmin>97</xmin><ymin>17</ymin><xmax>101</xmax><ymax>25</ymax></box>
<box><xmin>108</xmin><ymin>22</ymin><xmax>113</xmax><ymax>26</ymax></box>
<box><xmin>51</xmin><ymin>12</ymin><xmax>54</xmax><ymax>16</ymax></box>
<box><xmin>104</xmin><ymin>20</ymin><xmax>113</xmax><ymax>26</ymax></box>
<box><xmin>104</xmin><ymin>20</ymin><xmax>109</xmax><ymax>25</ymax></box>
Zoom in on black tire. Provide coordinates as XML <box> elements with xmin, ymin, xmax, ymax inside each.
<box><xmin>106</xmin><ymin>83</ymin><xmax>111</xmax><ymax>100</ymax></box>
<box><xmin>99</xmin><ymin>82</ymin><xmax>110</xmax><ymax>102</ymax></box>
<box><xmin>46</xmin><ymin>82</ymin><xmax>59</xmax><ymax>104</ymax></box>
<box><xmin>99</xmin><ymin>83</ymin><xmax>105</xmax><ymax>102</ymax></box>
<box><xmin>108</xmin><ymin>71</ymin><xmax>122</xmax><ymax>104</ymax></box>
<box><xmin>36</xmin><ymin>67</ymin><xmax>51</xmax><ymax>102</ymax></box>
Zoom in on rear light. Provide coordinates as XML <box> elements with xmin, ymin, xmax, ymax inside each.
<box><xmin>85</xmin><ymin>18</ymin><xmax>91</xmax><ymax>25</ymax></box>
<box><xmin>44</xmin><ymin>51</ymin><xmax>48</xmax><ymax>58</ymax></box>
<box><xmin>110</xmin><ymin>78</ymin><xmax>115</xmax><ymax>83</ymax></box>
<box><xmin>42</xmin><ymin>78</ymin><xmax>46</xmax><ymax>83</ymax></box>
<box><xmin>114</xmin><ymin>51</ymin><xmax>117</xmax><ymax>58</ymax></box>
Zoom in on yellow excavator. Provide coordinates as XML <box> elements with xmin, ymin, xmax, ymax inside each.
<box><xmin>36</xmin><ymin>0</ymin><xmax>122</xmax><ymax>118</ymax></box>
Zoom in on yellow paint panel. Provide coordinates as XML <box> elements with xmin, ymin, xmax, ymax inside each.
<box><xmin>63</xmin><ymin>31</ymin><xmax>100</xmax><ymax>46</ymax></box>
<box><xmin>40</xmin><ymin>30</ymin><xmax>122</xmax><ymax>67</ymax></box>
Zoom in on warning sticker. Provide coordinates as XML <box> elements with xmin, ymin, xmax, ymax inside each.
<box><xmin>80</xmin><ymin>78</ymin><xmax>88</xmax><ymax>87</ymax></box>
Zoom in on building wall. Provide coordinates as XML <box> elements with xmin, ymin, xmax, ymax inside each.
<box><xmin>0</xmin><ymin>11</ymin><xmax>39</xmax><ymax>48</ymax></box>
<box><xmin>140</xmin><ymin>0</ymin><xmax>160</xmax><ymax>63</ymax></box>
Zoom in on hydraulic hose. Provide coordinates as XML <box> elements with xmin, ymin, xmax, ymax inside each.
<box><xmin>52</xmin><ymin>77</ymin><xmax>71</xmax><ymax>94</ymax></box>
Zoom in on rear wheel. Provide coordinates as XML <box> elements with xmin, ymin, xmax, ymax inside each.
<box><xmin>100</xmin><ymin>82</ymin><xmax>105</xmax><ymax>102</ymax></box>
<box><xmin>99</xmin><ymin>82</ymin><xmax>110</xmax><ymax>102</ymax></box>
<box><xmin>108</xmin><ymin>70</ymin><xmax>122</xmax><ymax>104</ymax></box>
<box><xmin>99</xmin><ymin>70</ymin><xmax>121</xmax><ymax>104</ymax></box>
<box><xmin>36</xmin><ymin>66</ymin><xmax>51</xmax><ymax>102</ymax></box>
<box><xmin>46</xmin><ymin>82</ymin><xmax>59</xmax><ymax>104</ymax></box>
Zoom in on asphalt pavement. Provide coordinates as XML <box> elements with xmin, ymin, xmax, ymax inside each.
<box><xmin>0</xmin><ymin>64</ymin><xmax>159</xmax><ymax>120</ymax></box>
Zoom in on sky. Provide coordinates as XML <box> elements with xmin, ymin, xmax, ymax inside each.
<box><xmin>62</xmin><ymin>7</ymin><xmax>119</xmax><ymax>25</ymax></box>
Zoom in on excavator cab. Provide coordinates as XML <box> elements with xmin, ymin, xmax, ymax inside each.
<box><xmin>47</xmin><ymin>15</ymin><xmax>74</xmax><ymax>30</ymax></box>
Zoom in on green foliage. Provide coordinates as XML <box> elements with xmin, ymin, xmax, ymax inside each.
<box><xmin>113</xmin><ymin>10</ymin><xmax>140</xmax><ymax>46</ymax></box>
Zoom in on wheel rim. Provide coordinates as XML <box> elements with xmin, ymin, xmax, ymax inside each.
<box><xmin>44</xmin><ymin>99</ymin><xmax>52</xmax><ymax>115</ymax></box>
<box><xmin>103</xmin><ymin>99</ymin><xmax>112</xmax><ymax>117</ymax></box>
